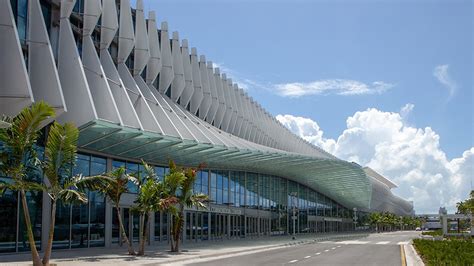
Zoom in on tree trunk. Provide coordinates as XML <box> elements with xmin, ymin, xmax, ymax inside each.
<box><xmin>171</xmin><ymin>209</ymin><xmax>184</xmax><ymax>252</ymax></box>
<box><xmin>138</xmin><ymin>213</ymin><xmax>146</xmax><ymax>256</ymax></box>
<box><xmin>20</xmin><ymin>189</ymin><xmax>43</xmax><ymax>266</ymax></box>
<box><xmin>116</xmin><ymin>206</ymin><xmax>135</xmax><ymax>255</ymax></box>
<box><xmin>42</xmin><ymin>200</ymin><xmax>56</xmax><ymax>266</ymax></box>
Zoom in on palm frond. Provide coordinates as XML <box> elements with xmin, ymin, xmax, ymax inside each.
<box><xmin>164</xmin><ymin>172</ymin><xmax>185</xmax><ymax>194</ymax></box>
<box><xmin>190</xmin><ymin>193</ymin><xmax>209</xmax><ymax>209</ymax></box>
<box><xmin>57</xmin><ymin>188</ymin><xmax>88</xmax><ymax>205</ymax></box>
<box><xmin>44</xmin><ymin>122</ymin><xmax>79</xmax><ymax>186</ymax></box>
<box><xmin>74</xmin><ymin>174</ymin><xmax>114</xmax><ymax>191</ymax></box>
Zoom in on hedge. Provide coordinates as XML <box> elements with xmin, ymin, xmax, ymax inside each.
<box><xmin>413</xmin><ymin>239</ymin><xmax>474</xmax><ymax>266</ymax></box>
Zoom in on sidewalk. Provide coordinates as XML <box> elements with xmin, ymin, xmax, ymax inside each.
<box><xmin>0</xmin><ymin>232</ymin><xmax>369</xmax><ymax>265</ymax></box>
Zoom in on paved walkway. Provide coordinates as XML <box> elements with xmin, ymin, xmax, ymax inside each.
<box><xmin>0</xmin><ymin>232</ymin><xmax>369</xmax><ymax>265</ymax></box>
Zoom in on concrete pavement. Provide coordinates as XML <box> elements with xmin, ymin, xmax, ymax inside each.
<box><xmin>180</xmin><ymin>231</ymin><xmax>421</xmax><ymax>266</ymax></box>
<box><xmin>0</xmin><ymin>232</ymin><xmax>369</xmax><ymax>265</ymax></box>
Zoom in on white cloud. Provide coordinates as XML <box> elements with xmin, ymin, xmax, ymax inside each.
<box><xmin>400</xmin><ymin>103</ymin><xmax>414</xmax><ymax>118</ymax></box>
<box><xmin>212</xmin><ymin>62</ymin><xmax>269</xmax><ymax>91</ymax></box>
<box><xmin>275</xmin><ymin>114</ymin><xmax>336</xmax><ymax>152</ymax></box>
<box><xmin>211</xmin><ymin>63</ymin><xmax>394</xmax><ymax>97</ymax></box>
<box><xmin>433</xmin><ymin>64</ymin><xmax>457</xmax><ymax>97</ymax></box>
<box><xmin>277</xmin><ymin>105</ymin><xmax>473</xmax><ymax>214</ymax></box>
<box><xmin>274</xmin><ymin>79</ymin><xmax>394</xmax><ymax>98</ymax></box>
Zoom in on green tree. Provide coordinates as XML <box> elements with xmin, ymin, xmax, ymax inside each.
<box><xmin>40</xmin><ymin>122</ymin><xmax>109</xmax><ymax>265</ymax></box>
<box><xmin>163</xmin><ymin>160</ymin><xmax>208</xmax><ymax>252</ymax></box>
<box><xmin>132</xmin><ymin>161</ymin><xmax>177</xmax><ymax>255</ymax></box>
<box><xmin>369</xmin><ymin>212</ymin><xmax>381</xmax><ymax>232</ymax></box>
<box><xmin>95</xmin><ymin>167</ymin><xmax>137</xmax><ymax>255</ymax></box>
<box><xmin>0</xmin><ymin>102</ymin><xmax>55</xmax><ymax>266</ymax></box>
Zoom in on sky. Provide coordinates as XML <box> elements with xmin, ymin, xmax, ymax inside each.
<box><xmin>137</xmin><ymin>0</ymin><xmax>473</xmax><ymax>214</ymax></box>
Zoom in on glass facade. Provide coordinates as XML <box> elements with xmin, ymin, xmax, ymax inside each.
<box><xmin>0</xmin><ymin>148</ymin><xmax>355</xmax><ymax>253</ymax></box>
<box><xmin>52</xmin><ymin>154</ymin><xmax>106</xmax><ymax>250</ymax></box>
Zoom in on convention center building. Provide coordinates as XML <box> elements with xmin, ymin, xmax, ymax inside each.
<box><xmin>0</xmin><ymin>0</ymin><xmax>414</xmax><ymax>252</ymax></box>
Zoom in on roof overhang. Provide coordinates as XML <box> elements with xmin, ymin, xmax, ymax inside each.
<box><xmin>78</xmin><ymin>119</ymin><xmax>372</xmax><ymax>209</ymax></box>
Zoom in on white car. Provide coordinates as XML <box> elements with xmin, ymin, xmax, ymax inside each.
<box><xmin>415</xmin><ymin>227</ymin><xmax>421</xmax><ymax>231</ymax></box>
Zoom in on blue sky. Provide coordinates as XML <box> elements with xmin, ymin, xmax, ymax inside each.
<box><xmin>140</xmin><ymin>0</ymin><xmax>472</xmax><ymax>159</ymax></box>
<box><xmin>137</xmin><ymin>0</ymin><xmax>473</xmax><ymax>213</ymax></box>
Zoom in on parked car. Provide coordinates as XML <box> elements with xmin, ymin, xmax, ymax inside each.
<box><xmin>415</xmin><ymin>227</ymin><xmax>421</xmax><ymax>231</ymax></box>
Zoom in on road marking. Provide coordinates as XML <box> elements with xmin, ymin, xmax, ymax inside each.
<box><xmin>398</xmin><ymin>241</ymin><xmax>409</xmax><ymax>245</ymax></box>
<box><xmin>376</xmin><ymin>241</ymin><xmax>390</xmax><ymax>245</ymax></box>
<box><xmin>337</xmin><ymin>245</ymin><xmax>341</xmax><ymax>248</ymax></box>
<box><xmin>339</xmin><ymin>240</ymin><xmax>369</xmax><ymax>245</ymax></box>
<box><xmin>331</xmin><ymin>247</ymin><xmax>336</xmax><ymax>250</ymax></box>
<box><xmin>324</xmin><ymin>249</ymin><xmax>330</xmax><ymax>252</ymax></box>
<box><xmin>304</xmin><ymin>256</ymin><xmax>311</xmax><ymax>259</ymax></box>
<box><xmin>400</xmin><ymin>244</ymin><xmax>407</xmax><ymax>266</ymax></box>
<box><xmin>315</xmin><ymin>252</ymin><xmax>321</xmax><ymax>255</ymax></box>
<box><xmin>288</xmin><ymin>260</ymin><xmax>298</xmax><ymax>263</ymax></box>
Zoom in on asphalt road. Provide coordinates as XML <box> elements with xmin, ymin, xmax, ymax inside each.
<box><xmin>186</xmin><ymin>231</ymin><xmax>420</xmax><ymax>266</ymax></box>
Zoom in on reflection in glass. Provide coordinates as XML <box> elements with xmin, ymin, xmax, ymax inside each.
<box><xmin>0</xmin><ymin>178</ymin><xmax>17</xmax><ymax>252</ymax></box>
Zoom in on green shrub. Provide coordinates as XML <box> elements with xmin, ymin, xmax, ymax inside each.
<box><xmin>413</xmin><ymin>239</ymin><xmax>474</xmax><ymax>266</ymax></box>
<box><xmin>421</xmin><ymin>229</ymin><xmax>443</xmax><ymax>236</ymax></box>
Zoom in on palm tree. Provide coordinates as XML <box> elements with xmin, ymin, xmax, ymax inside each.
<box><xmin>164</xmin><ymin>160</ymin><xmax>208</xmax><ymax>252</ymax></box>
<box><xmin>0</xmin><ymin>102</ymin><xmax>55</xmax><ymax>266</ymax></box>
<box><xmin>132</xmin><ymin>161</ymin><xmax>159</xmax><ymax>255</ymax></box>
<box><xmin>41</xmin><ymin>122</ymin><xmax>110</xmax><ymax>266</ymax></box>
<box><xmin>369</xmin><ymin>212</ymin><xmax>381</xmax><ymax>232</ymax></box>
<box><xmin>95</xmin><ymin>167</ymin><xmax>137</xmax><ymax>255</ymax></box>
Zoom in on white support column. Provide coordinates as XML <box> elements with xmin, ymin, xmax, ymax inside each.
<box><xmin>146</xmin><ymin>11</ymin><xmax>162</xmax><ymax>86</ymax></box>
<box><xmin>198</xmin><ymin>55</ymin><xmax>212</xmax><ymax>120</ymax></box>
<box><xmin>28</xmin><ymin>0</ymin><xmax>66</xmax><ymax>116</ymax></box>
<box><xmin>0</xmin><ymin>0</ymin><xmax>33</xmax><ymax>116</ymax></box>
<box><xmin>133</xmin><ymin>0</ymin><xmax>150</xmax><ymax>77</ymax></box>
<box><xmin>171</xmin><ymin>32</ymin><xmax>185</xmax><ymax>102</ymax></box>
<box><xmin>180</xmin><ymin>39</ymin><xmax>194</xmax><ymax>108</ymax></box>
<box><xmin>118</xmin><ymin>0</ymin><xmax>135</xmax><ymax>64</ymax></box>
<box><xmin>206</xmin><ymin>61</ymin><xmax>219</xmax><ymax>124</ymax></box>
<box><xmin>232</xmin><ymin>85</ymin><xmax>245</xmax><ymax>137</ymax></box>
<box><xmin>227</xmin><ymin>82</ymin><xmax>239</xmax><ymax>134</ymax></box>
<box><xmin>213</xmin><ymin>69</ymin><xmax>226</xmax><ymax>128</ymax></box>
<box><xmin>190</xmin><ymin>48</ymin><xmax>203</xmax><ymax>115</ymax></box>
<box><xmin>159</xmin><ymin>22</ymin><xmax>174</xmax><ymax>94</ymax></box>
<box><xmin>82</xmin><ymin>0</ymin><xmax>123</xmax><ymax>125</ymax></box>
<box><xmin>56</xmin><ymin>0</ymin><xmax>98</xmax><ymax>127</ymax></box>
<box><xmin>220</xmin><ymin>74</ymin><xmax>233</xmax><ymax>132</ymax></box>
<box><xmin>100</xmin><ymin>0</ymin><xmax>143</xmax><ymax>130</ymax></box>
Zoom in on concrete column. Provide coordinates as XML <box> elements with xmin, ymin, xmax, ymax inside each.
<box><xmin>105</xmin><ymin>158</ymin><xmax>113</xmax><ymax>247</ymax></box>
<box><xmin>41</xmin><ymin>190</ymin><xmax>51</xmax><ymax>250</ymax></box>
<box><xmin>227</xmin><ymin>214</ymin><xmax>231</xmax><ymax>239</ymax></box>
<box><xmin>183</xmin><ymin>211</ymin><xmax>186</xmax><ymax>243</ymax></box>
<box><xmin>149</xmin><ymin>212</ymin><xmax>155</xmax><ymax>245</ymax></box>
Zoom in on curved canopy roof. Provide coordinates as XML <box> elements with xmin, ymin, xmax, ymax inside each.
<box><xmin>78</xmin><ymin>118</ymin><xmax>372</xmax><ymax>210</ymax></box>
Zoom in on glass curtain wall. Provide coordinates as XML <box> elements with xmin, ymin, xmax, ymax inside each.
<box><xmin>53</xmin><ymin>154</ymin><xmax>106</xmax><ymax>249</ymax></box>
<box><xmin>0</xmin><ymin>146</ymin><xmax>43</xmax><ymax>253</ymax></box>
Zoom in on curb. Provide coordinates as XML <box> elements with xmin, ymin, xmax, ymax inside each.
<box><xmin>403</xmin><ymin>243</ymin><xmax>425</xmax><ymax>266</ymax></box>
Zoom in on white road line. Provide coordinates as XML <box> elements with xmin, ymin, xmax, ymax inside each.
<box><xmin>324</xmin><ymin>249</ymin><xmax>330</xmax><ymax>252</ymax></box>
<box><xmin>397</xmin><ymin>241</ymin><xmax>409</xmax><ymax>245</ymax></box>
<box><xmin>331</xmin><ymin>247</ymin><xmax>336</xmax><ymax>250</ymax></box>
<box><xmin>337</xmin><ymin>245</ymin><xmax>341</xmax><ymax>248</ymax></box>
<box><xmin>315</xmin><ymin>252</ymin><xmax>321</xmax><ymax>255</ymax></box>
<box><xmin>288</xmin><ymin>260</ymin><xmax>298</xmax><ymax>263</ymax></box>
<box><xmin>339</xmin><ymin>240</ymin><xmax>370</xmax><ymax>245</ymax></box>
<box><xmin>376</xmin><ymin>241</ymin><xmax>390</xmax><ymax>245</ymax></box>
<box><xmin>304</xmin><ymin>256</ymin><xmax>311</xmax><ymax>259</ymax></box>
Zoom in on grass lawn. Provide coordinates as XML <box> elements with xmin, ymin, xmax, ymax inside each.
<box><xmin>413</xmin><ymin>239</ymin><xmax>474</xmax><ymax>266</ymax></box>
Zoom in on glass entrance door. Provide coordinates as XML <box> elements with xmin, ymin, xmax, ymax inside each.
<box><xmin>112</xmin><ymin>207</ymin><xmax>140</xmax><ymax>246</ymax></box>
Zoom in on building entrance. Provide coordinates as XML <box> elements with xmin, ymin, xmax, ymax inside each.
<box><xmin>112</xmin><ymin>207</ymin><xmax>141</xmax><ymax>245</ymax></box>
